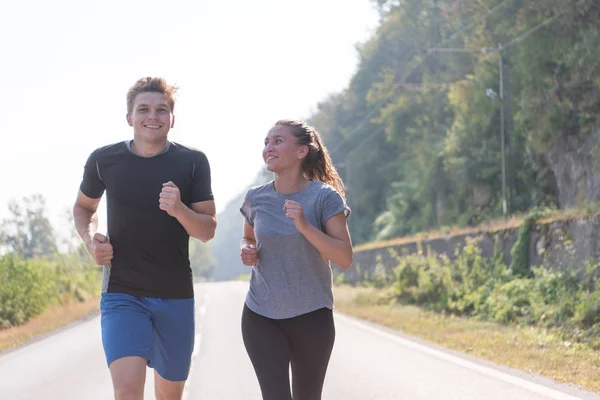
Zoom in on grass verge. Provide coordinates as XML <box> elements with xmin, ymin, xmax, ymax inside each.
<box><xmin>0</xmin><ymin>297</ymin><xmax>100</xmax><ymax>353</ymax></box>
<box><xmin>334</xmin><ymin>285</ymin><xmax>600</xmax><ymax>394</ymax></box>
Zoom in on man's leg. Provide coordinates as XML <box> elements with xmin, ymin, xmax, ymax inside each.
<box><xmin>148</xmin><ymin>297</ymin><xmax>196</xmax><ymax>400</ymax></box>
<box><xmin>154</xmin><ymin>371</ymin><xmax>186</xmax><ymax>400</ymax></box>
<box><xmin>101</xmin><ymin>293</ymin><xmax>154</xmax><ymax>400</ymax></box>
<box><xmin>109</xmin><ymin>357</ymin><xmax>147</xmax><ymax>400</ymax></box>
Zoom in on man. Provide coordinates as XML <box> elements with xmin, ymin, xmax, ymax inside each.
<box><xmin>73</xmin><ymin>77</ymin><xmax>216</xmax><ymax>400</ymax></box>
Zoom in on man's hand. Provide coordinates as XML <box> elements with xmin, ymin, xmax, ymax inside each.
<box><xmin>159</xmin><ymin>181</ymin><xmax>183</xmax><ymax>217</ymax></box>
<box><xmin>88</xmin><ymin>233</ymin><xmax>113</xmax><ymax>265</ymax></box>
<box><xmin>240</xmin><ymin>243</ymin><xmax>258</xmax><ymax>266</ymax></box>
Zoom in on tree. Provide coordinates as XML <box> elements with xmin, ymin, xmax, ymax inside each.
<box><xmin>212</xmin><ymin>0</ymin><xmax>600</xmax><ymax>247</ymax></box>
<box><xmin>1</xmin><ymin>194</ymin><xmax>57</xmax><ymax>259</ymax></box>
<box><xmin>189</xmin><ymin>239</ymin><xmax>215</xmax><ymax>279</ymax></box>
<box><xmin>57</xmin><ymin>205</ymin><xmax>83</xmax><ymax>254</ymax></box>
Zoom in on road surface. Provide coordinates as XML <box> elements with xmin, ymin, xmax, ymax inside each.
<box><xmin>0</xmin><ymin>281</ymin><xmax>598</xmax><ymax>400</ymax></box>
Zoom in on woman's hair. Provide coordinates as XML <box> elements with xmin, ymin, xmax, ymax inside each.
<box><xmin>274</xmin><ymin>119</ymin><xmax>345</xmax><ymax>199</ymax></box>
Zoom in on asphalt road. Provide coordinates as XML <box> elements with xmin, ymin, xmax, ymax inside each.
<box><xmin>0</xmin><ymin>281</ymin><xmax>598</xmax><ymax>400</ymax></box>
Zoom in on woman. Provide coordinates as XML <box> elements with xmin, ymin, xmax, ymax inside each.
<box><xmin>239</xmin><ymin>119</ymin><xmax>353</xmax><ymax>400</ymax></box>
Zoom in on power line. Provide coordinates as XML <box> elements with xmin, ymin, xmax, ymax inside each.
<box><xmin>419</xmin><ymin>6</ymin><xmax>578</xmax><ymax>95</ymax></box>
<box><xmin>370</xmin><ymin>0</ymin><xmax>503</xmax><ymax>63</ymax></box>
<box><xmin>427</xmin><ymin>47</ymin><xmax>478</xmax><ymax>53</ymax></box>
<box><xmin>412</xmin><ymin>0</ymin><xmax>591</xmax><ymax>84</ymax></box>
<box><xmin>385</xmin><ymin>0</ymin><xmax>591</xmax><ymax>217</ymax></box>
<box><xmin>397</xmin><ymin>0</ymin><xmax>512</xmax><ymax>85</ymax></box>
<box><xmin>474</xmin><ymin>0</ymin><xmax>491</xmax><ymax>13</ymax></box>
<box><xmin>396</xmin><ymin>82</ymin><xmax>453</xmax><ymax>91</ymax></box>
<box><xmin>328</xmin><ymin>0</ymin><xmax>513</xmax><ymax>157</ymax></box>
<box><xmin>502</xmin><ymin>0</ymin><xmax>587</xmax><ymax>49</ymax></box>
<box><xmin>425</xmin><ymin>0</ymin><xmax>513</xmax><ymax>56</ymax></box>
<box><xmin>330</xmin><ymin>0</ymin><xmax>590</xmax><ymax>217</ymax></box>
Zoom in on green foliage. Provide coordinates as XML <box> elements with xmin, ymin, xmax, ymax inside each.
<box><xmin>509</xmin><ymin>209</ymin><xmax>541</xmax><ymax>277</ymax></box>
<box><xmin>0</xmin><ymin>253</ymin><xmax>101</xmax><ymax>329</ymax></box>
<box><xmin>389</xmin><ymin>241</ymin><xmax>510</xmax><ymax>314</ymax></box>
<box><xmin>483</xmin><ymin>278</ymin><xmax>535</xmax><ymax>324</ymax></box>
<box><xmin>1</xmin><ymin>194</ymin><xmax>57</xmax><ymax>258</ymax></box>
<box><xmin>189</xmin><ymin>239</ymin><xmax>215</xmax><ymax>279</ymax></box>
<box><xmin>574</xmin><ymin>290</ymin><xmax>600</xmax><ymax>329</ymax></box>
<box><xmin>0</xmin><ymin>193</ymin><xmax>101</xmax><ymax>329</ymax></box>
<box><xmin>0</xmin><ymin>255</ymin><xmax>56</xmax><ymax>328</ymax></box>
<box><xmin>306</xmin><ymin>0</ymin><xmax>600</xmax><ymax>245</ymax></box>
<box><xmin>360</xmin><ymin>240</ymin><xmax>600</xmax><ymax>345</ymax></box>
<box><xmin>211</xmin><ymin>0</ymin><xmax>600</xmax><ymax>285</ymax></box>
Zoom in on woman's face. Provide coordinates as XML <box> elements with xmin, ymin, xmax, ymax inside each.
<box><xmin>263</xmin><ymin>125</ymin><xmax>307</xmax><ymax>172</ymax></box>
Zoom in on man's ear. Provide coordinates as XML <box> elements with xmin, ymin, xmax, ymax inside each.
<box><xmin>171</xmin><ymin>115</ymin><xmax>176</xmax><ymax>129</ymax></box>
<box><xmin>126</xmin><ymin>114</ymin><xmax>133</xmax><ymax>127</ymax></box>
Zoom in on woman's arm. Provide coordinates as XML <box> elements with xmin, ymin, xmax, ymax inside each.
<box><xmin>284</xmin><ymin>199</ymin><xmax>353</xmax><ymax>269</ymax></box>
<box><xmin>240</xmin><ymin>220</ymin><xmax>258</xmax><ymax>266</ymax></box>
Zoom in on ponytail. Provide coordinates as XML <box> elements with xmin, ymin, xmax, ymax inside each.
<box><xmin>274</xmin><ymin>119</ymin><xmax>346</xmax><ymax>199</ymax></box>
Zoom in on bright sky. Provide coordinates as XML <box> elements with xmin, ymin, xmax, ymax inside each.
<box><xmin>0</xmin><ymin>0</ymin><xmax>378</xmax><ymax>244</ymax></box>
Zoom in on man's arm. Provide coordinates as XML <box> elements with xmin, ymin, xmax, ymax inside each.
<box><xmin>159</xmin><ymin>181</ymin><xmax>216</xmax><ymax>242</ymax></box>
<box><xmin>73</xmin><ymin>190</ymin><xmax>113</xmax><ymax>265</ymax></box>
<box><xmin>73</xmin><ymin>190</ymin><xmax>101</xmax><ymax>250</ymax></box>
<box><xmin>176</xmin><ymin>199</ymin><xmax>217</xmax><ymax>243</ymax></box>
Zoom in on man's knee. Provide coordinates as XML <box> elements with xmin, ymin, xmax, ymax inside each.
<box><xmin>114</xmin><ymin>385</ymin><xmax>144</xmax><ymax>400</ymax></box>
<box><xmin>154</xmin><ymin>372</ymin><xmax>186</xmax><ymax>400</ymax></box>
<box><xmin>109</xmin><ymin>356</ymin><xmax>147</xmax><ymax>400</ymax></box>
<box><xmin>156</xmin><ymin>393</ymin><xmax>183</xmax><ymax>400</ymax></box>
<box><xmin>155</xmin><ymin>386</ymin><xmax>185</xmax><ymax>400</ymax></box>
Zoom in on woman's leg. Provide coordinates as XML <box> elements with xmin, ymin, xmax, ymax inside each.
<box><xmin>241</xmin><ymin>304</ymin><xmax>293</xmax><ymax>400</ymax></box>
<box><xmin>285</xmin><ymin>308</ymin><xmax>336</xmax><ymax>400</ymax></box>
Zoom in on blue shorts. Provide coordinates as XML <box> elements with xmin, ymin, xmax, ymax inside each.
<box><xmin>100</xmin><ymin>293</ymin><xmax>195</xmax><ymax>381</ymax></box>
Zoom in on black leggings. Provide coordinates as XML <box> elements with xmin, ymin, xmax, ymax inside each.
<box><xmin>241</xmin><ymin>304</ymin><xmax>335</xmax><ymax>400</ymax></box>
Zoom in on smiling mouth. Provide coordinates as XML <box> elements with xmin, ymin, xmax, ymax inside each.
<box><xmin>143</xmin><ymin>124</ymin><xmax>162</xmax><ymax>129</ymax></box>
<box><xmin>266</xmin><ymin>156</ymin><xmax>278</xmax><ymax>161</ymax></box>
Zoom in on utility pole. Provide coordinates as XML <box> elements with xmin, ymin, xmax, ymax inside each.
<box><xmin>418</xmin><ymin>10</ymin><xmax>568</xmax><ymax>218</ymax></box>
<box><xmin>498</xmin><ymin>44</ymin><xmax>507</xmax><ymax>217</ymax></box>
<box><xmin>428</xmin><ymin>45</ymin><xmax>509</xmax><ymax>217</ymax></box>
<box><xmin>504</xmin><ymin>49</ymin><xmax>514</xmax><ymax>214</ymax></box>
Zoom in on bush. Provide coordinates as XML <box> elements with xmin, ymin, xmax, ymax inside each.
<box><xmin>355</xmin><ymin>239</ymin><xmax>600</xmax><ymax>346</ymax></box>
<box><xmin>510</xmin><ymin>210</ymin><xmax>541</xmax><ymax>277</ymax></box>
<box><xmin>574</xmin><ymin>290</ymin><xmax>600</xmax><ymax>328</ymax></box>
<box><xmin>482</xmin><ymin>278</ymin><xmax>535</xmax><ymax>324</ymax></box>
<box><xmin>0</xmin><ymin>253</ymin><xmax>101</xmax><ymax>329</ymax></box>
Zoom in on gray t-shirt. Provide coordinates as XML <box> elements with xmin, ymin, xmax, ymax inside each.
<box><xmin>240</xmin><ymin>179</ymin><xmax>350</xmax><ymax>319</ymax></box>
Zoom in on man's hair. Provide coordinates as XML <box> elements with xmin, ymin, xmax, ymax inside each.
<box><xmin>126</xmin><ymin>77</ymin><xmax>178</xmax><ymax>114</ymax></box>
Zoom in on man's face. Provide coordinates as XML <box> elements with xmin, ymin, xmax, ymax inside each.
<box><xmin>126</xmin><ymin>92</ymin><xmax>174</xmax><ymax>143</ymax></box>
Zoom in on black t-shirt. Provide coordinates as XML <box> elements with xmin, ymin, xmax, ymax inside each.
<box><xmin>80</xmin><ymin>141</ymin><xmax>213</xmax><ymax>299</ymax></box>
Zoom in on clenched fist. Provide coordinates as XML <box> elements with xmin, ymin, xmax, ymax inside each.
<box><xmin>88</xmin><ymin>233</ymin><xmax>113</xmax><ymax>266</ymax></box>
<box><xmin>284</xmin><ymin>200</ymin><xmax>308</xmax><ymax>232</ymax></box>
<box><xmin>240</xmin><ymin>243</ymin><xmax>258</xmax><ymax>266</ymax></box>
<box><xmin>159</xmin><ymin>181</ymin><xmax>183</xmax><ymax>217</ymax></box>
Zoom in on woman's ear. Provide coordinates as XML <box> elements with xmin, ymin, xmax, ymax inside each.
<box><xmin>298</xmin><ymin>145</ymin><xmax>309</xmax><ymax>159</ymax></box>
